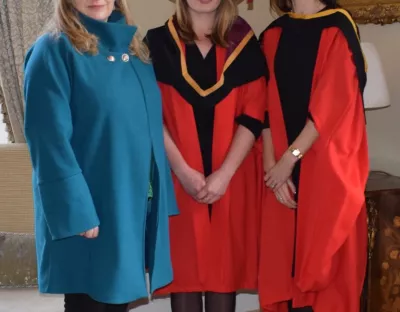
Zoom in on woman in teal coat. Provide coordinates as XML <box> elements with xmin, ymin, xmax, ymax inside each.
<box><xmin>23</xmin><ymin>0</ymin><xmax>178</xmax><ymax>311</ymax></box>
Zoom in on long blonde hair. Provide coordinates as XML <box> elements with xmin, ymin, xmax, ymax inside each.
<box><xmin>175</xmin><ymin>0</ymin><xmax>238</xmax><ymax>47</ymax></box>
<box><xmin>48</xmin><ymin>0</ymin><xmax>149</xmax><ymax>62</ymax></box>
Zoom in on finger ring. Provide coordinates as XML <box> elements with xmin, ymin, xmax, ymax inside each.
<box><xmin>277</xmin><ymin>196</ymin><xmax>282</xmax><ymax>202</ymax></box>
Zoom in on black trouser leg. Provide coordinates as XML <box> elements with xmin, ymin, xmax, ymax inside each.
<box><xmin>64</xmin><ymin>294</ymin><xmax>128</xmax><ymax>312</ymax></box>
<box><xmin>65</xmin><ymin>294</ymin><xmax>105</xmax><ymax>312</ymax></box>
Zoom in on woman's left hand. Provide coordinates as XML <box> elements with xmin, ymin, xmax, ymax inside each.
<box><xmin>265</xmin><ymin>151</ymin><xmax>297</xmax><ymax>191</ymax></box>
<box><xmin>196</xmin><ymin>168</ymin><xmax>233</xmax><ymax>204</ymax></box>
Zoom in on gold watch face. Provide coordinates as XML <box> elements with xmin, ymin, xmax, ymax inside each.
<box><xmin>292</xmin><ymin>149</ymin><xmax>300</xmax><ymax>157</ymax></box>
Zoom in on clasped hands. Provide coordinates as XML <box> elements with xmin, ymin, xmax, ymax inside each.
<box><xmin>80</xmin><ymin>165</ymin><xmax>226</xmax><ymax>239</ymax></box>
<box><xmin>177</xmin><ymin>165</ymin><xmax>233</xmax><ymax>205</ymax></box>
<box><xmin>264</xmin><ymin>151</ymin><xmax>298</xmax><ymax>209</ymax></box>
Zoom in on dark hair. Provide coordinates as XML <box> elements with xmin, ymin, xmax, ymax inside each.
<box><xmin>270</xmin><ymin>0</ymin><xmax>337</xmax><ymax>13</ymax></box>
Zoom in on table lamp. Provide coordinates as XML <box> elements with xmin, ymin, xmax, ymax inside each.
<box><xmin>361</xmin><ymin>42</ymin><xmax>390</xmax><ymax>110</ymax></box>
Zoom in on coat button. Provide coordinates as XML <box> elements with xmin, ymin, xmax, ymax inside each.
<box><xmin>107</xmin><ymin>55</ymin><xmax>115</xmax><ymax>62</ymax></box>
<box><xmin>122</xmin><ymin>54</ymin><xmax>129</xmax><ymax>62</ymax></box>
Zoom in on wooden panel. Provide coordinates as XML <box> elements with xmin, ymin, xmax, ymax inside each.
<box><xmin>0</xmin><ymin>144</ymin><xmax>34</xmax><ymax>234</ymax></box>
<box><xmin>364</xmin><ymin>172</ymin><xmax>400</xmax><ymax>311</ymax></box>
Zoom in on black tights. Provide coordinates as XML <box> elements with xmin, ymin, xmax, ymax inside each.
<box><xmin>171</xmin><ymin>292</ymin><xmax>236</xmax><ymax>312</ymax></box>
<box><xmin>64</xmin><ymin>294</ymin><xmax>128</xmax><ymax>312</ymax></box>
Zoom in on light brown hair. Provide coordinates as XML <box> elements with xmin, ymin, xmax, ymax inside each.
<box><xmin>270</xmin><ymin>0</ymin><xmax>292</xmax><ymax>13</ymax></box>
<box><xmin>48</xmin><ymin>0</ymin><xmax>149</xmax><ymax>62</ymax></box>
<box><xmin>175</xmin><ymin>0</ymin><xmax>238</xmax><ymax>47</ymax></box>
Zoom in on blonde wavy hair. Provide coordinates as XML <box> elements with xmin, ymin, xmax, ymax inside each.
<box><xmin>175</xmin><ymin>0</ymin><xmax>238</xmax><ymax>47</ymax></box>
<box><xmin>48</xmin><ymin>0</ymin><xmax>149</xmax><ymax>62</ymax></box>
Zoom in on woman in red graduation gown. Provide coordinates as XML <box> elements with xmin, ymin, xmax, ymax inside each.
<box><xmin>259</xmin><ymin>1</ymin><xmax>369</xmax><ymax>311</ymax></box>
<box><xmin>145</xmin><ymin>0</ymin><xmax>267</xmax><ymax>311</ymax></box>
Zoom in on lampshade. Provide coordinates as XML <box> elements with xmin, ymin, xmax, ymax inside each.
<box><xmin>361</xmin><ymin>42</ymin><xmax>390</xmax><ymax>110</ymax></box>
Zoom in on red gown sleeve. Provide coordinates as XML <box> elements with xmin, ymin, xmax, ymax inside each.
<box><xmin>309</xmin><ymin>29</ymin><xmax>365</xmax><ymax>151</ymax></box>
<box><xmin>235</xmin><ymin>77</ymin><xmax>268</xmax><ymax>138</ymax></box>
<box><xmin>296</xmin><ymin>28</ymin><xmax>369</xmax><ymax>292</ymax></box>
<box><xmin>241</xmin><ymin>77</ymin><xmax>268</xmax><ymax>120</ymax></box>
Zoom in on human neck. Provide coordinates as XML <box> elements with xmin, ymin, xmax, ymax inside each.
<box><xmin>291</xmin><ymin>0</ymin><xmax>326</xmax><ymax>14</ymax></box>
<box><xmin>189</xmin><ymin>9</ymin><xmax>216</xmax><ymax>41</ymax></box>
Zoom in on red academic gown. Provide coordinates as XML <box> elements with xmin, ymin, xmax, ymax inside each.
<box><xmin>146</xmin><ymin>16</ymin><xmax>267</xmax><ymax>293</ymax></box>
<box><xmin>258</xmin><ymin>9</ymin><xmax>369</xmax><ymax>312</ymax></box>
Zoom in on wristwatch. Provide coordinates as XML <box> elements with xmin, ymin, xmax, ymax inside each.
<box><xmin>289</xmin><ymin>146</ymin><xmax>303</xmax><ymax>160</ymax></box>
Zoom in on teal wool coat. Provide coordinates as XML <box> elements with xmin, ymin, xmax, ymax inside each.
<box><xmin>23</xmin><ymin>11</ymin><xmax>178</xmax><ymax>304</ymax></box>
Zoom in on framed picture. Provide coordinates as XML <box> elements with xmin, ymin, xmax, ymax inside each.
<box><xmin>339</xmin><ymin>0</ymin><xmax>400</xmax><ymax>24</ymax></box>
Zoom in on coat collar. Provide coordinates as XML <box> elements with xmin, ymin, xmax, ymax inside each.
<box><xmin>78</xmin><ymin>10</ymin><xmax>137</xmax><ymax>52</ymax></box>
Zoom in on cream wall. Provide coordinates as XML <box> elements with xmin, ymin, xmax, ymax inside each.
<box><xmin>128</xmin><ymin>0</ymin><xmax>273</xmax><ymax>35</ymax></box>
<box><xmin>361</xmin><ymin>24</ymin><xmax>400</xmax><ymax>175</ymax></box>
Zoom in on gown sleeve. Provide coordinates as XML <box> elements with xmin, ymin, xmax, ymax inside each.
<box><xmin>233</xmin><ymin>34</ymin><xmax>267</xmax><ymax>138</ymax></box>
<box><xmin>235</xmin><ymin>77</ymin><xmax>267</xmax><ymax>138</ymax></box>
<box><xmin>308</xmin><ymin>29</ymin><xmax>365</xmax><ymax>149</ymax></box>
<box><xmin>24</xmin><ymin>35</ymin><xmax>99</xmax><ymax>240</ymax></box>
<box><xmin>296</xmin><ymin>28</ymin><xmax>369</xmax><ymax>292</ymax></box>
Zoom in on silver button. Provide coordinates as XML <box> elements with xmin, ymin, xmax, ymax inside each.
<box><xmin>122</xmin><ymin>54</ymin><xmax>129</xmax><ymax>62</ymax></box>
<box><xmin>107</xmin><ymin>55</ymin><xmax>115</xmax><ymax>62</ymax></box>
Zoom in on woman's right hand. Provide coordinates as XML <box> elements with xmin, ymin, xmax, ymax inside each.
<box><xmin>80</xmin><ymin>226</ymin><xmax>99</xmax><ymax>239</ymax></box>
<box><xmin>176</xmin><ymin>166</ymin><xmax>206</xmax><ymax>199</ymax></box>
<box><xmin>273</xmin><ymin>180</ymin><xmax>297</xmax><ymax>209</ymax></box>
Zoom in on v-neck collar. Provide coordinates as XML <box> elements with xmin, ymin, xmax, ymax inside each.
<box><xmin>186</xmin><ymin>43</ymin><xmax>216</xmax><ymax>61</ymax></box>
<box><xmin>166</xmin><ymin>16</ymin><xmax>254</xmax><ymax>97</ymax></box>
